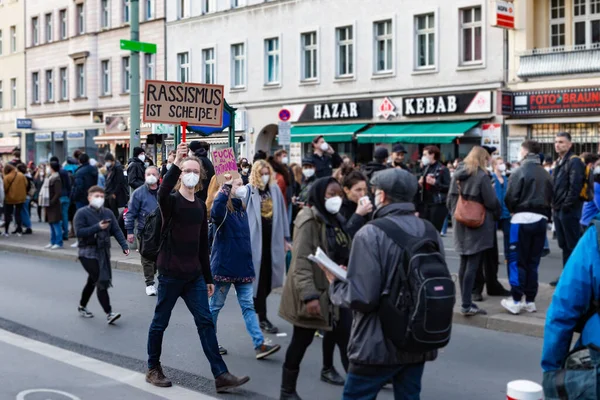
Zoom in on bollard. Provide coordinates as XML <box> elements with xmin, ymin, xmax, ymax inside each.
<box><xmin>507</xmin><ymin>380</ymin><xmax>544</xmax><ymax>400</ymax></box>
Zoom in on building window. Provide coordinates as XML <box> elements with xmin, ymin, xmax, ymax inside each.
<box><xmin>301</xmin><ymin>31</ymin><xmax>318</xmax><ymax>81</ymax></box>
<box><xmin>32</xmin><ymin>72</ymin><xmax>39</xmax><ymax>103</ymax></box>
<box><xmin>77</xmin><ymin>4</ymin><xmax>85</xmax><ymax>35</ymax></box>
<box><xmin>374</xmin><ymin>20</ymin><xmax>393</xmax><ymax>73</ymax></box>
<box><xmin>415</xmin><ymin>13</ymin><xmax>436</xmax><ymax>69</ymax></box>
<box><xmin>460</xmin><ymin>6</ymin><xmax>482</xmax><ymax>64</ymax></box>
<box><xmin>123</xmin><ymin>0</ymin><xmax>130</xmax><ymax>24</ymax></box>
<box><xmin>145</xmin><ymin>0</ymin><xmax>153</xmax><ymax>20</ymax></box>
<box><xmin>59</xmin><ymin>67</ymin><xmax>68</xmax><ymax>100</ymax></box>
<box><xmin>550</xmin><ymin>0</ymin><xmax>566</xmax><ymax>48</ymax></box>
<box><xmin>122</xmin><ymin>57</ymin><xmax>130</xmax><ymax>93</ymax></box>
<box><xmin>177</xmin><ymin>52</ymin><xmax>189</xmax><ymax>83</ymax></box>
<box><xmin>178</xmin><ymin>0</ymin><xmax>187</xmax><ymax>19</ymax></box>
<box><xmin>573</xmin><ymin>0</ymin><xmax>600</xmax><ymax>48</ymax></box>
<box><xmin>336</xmin><ymin>26</ymin><xmax>354</xmax><ymax>77</ymax></box>
<box><xmin>0</xmin><ymin>30</ymin><xmax>3</xmax><ymax>56</ymax></box>
<box><xmin>0</xmin><ymin>81</ymin><xmax>3</xmax><ymax>110</ymax></box>
<box><xmin>45</xmin><ymin>13</ymin><xmax>53</xmax><ymax>43</ymax></box>
<box><xmin>101</xmin><ymin>60</ymin><xmax>110</xmax><ymax>95</ymax></box>
<box><xmin>32</xmin><ymin>17</ymin><xmax>39</xmax><ymax>46</ymax></box>
<box><xmin>59</xmin><ymin>9</ymin><xmax>67</xmax><ymax>39</ymax></box>
<box><xmin>202</xmin><ymin>48</ymin><xmax>215</xmax><ymax>84</ymax></box>
<box><xmin>11</xmin><ymin>78</ymin><xmax>16</xmax><ymax>108</ymax></box>
<box><xmin>10</xmin><ymin>25</ymin><xmax>16</xmax><ymax>53</ymax></box>
<box><xmin>264</xmin><ymin>37</ymin><xmax>280</xmax><ymax>84</ymax></box>
<box><xmin>46</xmin><ymin>70</ymin><xmax>54</xmax><ymax>102</ymax></box>
<box><xmin>101</xmin><ymin>0</ymin><xmax>110</xmax><ymax>28</ymax></box>
<box><xmin>231</xmin><ymin>43</ymin><xmax>245</xmax><ymax>88</ymax></box>
<box><xmin>76</xmin><ymin>64</ymin><xmax>85</xmax><ymax>98</ymax></box>
<box><xmin>144</xmin><ymin>53</ymin><xmax>155</xmax><ymax>81</ymax></box>
<box><xmin>202</xmin><ymin>0</ymin><xmax>210</xmax><ymax>13</ymax></box>
<box><xmin>231</xmin><ymin>0</ymin><xmax>241</xmax><ymax>8</ymax></box>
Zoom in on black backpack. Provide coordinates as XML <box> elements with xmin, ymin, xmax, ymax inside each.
<box><xmin>139</xmin><ymin>203</ymin><xmax>173</xmax><ymax>262</ymax></box>
<box><xmin>370</xmin><ymin>217</ymin><xmax>456</xmax><ymax>353</ymax></box>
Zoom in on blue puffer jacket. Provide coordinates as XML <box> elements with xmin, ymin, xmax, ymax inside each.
<box><xmin>542</xmin><ymin>224</ymin><xmax>600</xmax><ymax>372</ymax></box>
<box><xmin>125</xmin><ymin>184</ymin><xmax>158</xmax><ymax>235</ymax></box>
<box><xmin>210</xmin><ymin>184</ymin><xmax>254</xmax><ymax>283</ymax></box>
<box><xmin>492</xmin><ymin>172</ymin><xmax>510</xmax><ymax>220</ymax></box>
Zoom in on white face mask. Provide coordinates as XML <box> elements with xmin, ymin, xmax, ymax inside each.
<box><xmin>325</xmin><ymin>196</ymin><xmax>343</xmax><ymax>214</ymax></box>
<box><xmin>46</xmin><ymin>167</ymin><xmax>51</xmax><ymax>175</ymax></box>
<box><xmin>90</xmin><ymin>197</ymin><xmax>104</xmax><ymax>209</ymax></box>
<box><xmin>166</xmin><ymin>163</ymin><xmax>172</xmax><ymax>170</ymax></box>
<box><xmin>188</xmin><ymin>150</ymin><xmax>195</xmax><ymax>158</ymax></box>
<box><xmin>281</xmin><ymin>156</ymin><xmax>289</xmax><ymax>165</ymax></box>
<box><xmin>146</xmin><ymin>175</ymin><xmax>158</xmax><ymax>185</ymax></box>
<box><xmin>261</xmin><ymin>175</ymin><xmax>270</xmax><ymax>185</ymax></box>
<box><xmin>105</xmin><ymin>161</ymin><xmax>112</xmax><ymax>168</ymax></box>
<box><xmin>374</xmin><ymin>190</ymin><xmax>383</xmax><ymax>208</ymax></box>
<box><xmin>138</xmin><ymin>154</ymin><xmax>146</xmax><ymax>162</ymax></box>
<box><xmin>242</xmin><ymin>167</ymin><xmax>249</xmax><ymax>174</ymax></box>
<box><xmin>545</xmin><ymin>167</ymin><xmax>551</xmax><ymax>172</ymax></box>
<box><xmin>182</xmin><ymin>172</ymin><xmax>200</xmax><ymax>188</ymax></box>
<box><xmin>303</xmin><ymin>168</ymin><xmax>315</xmax><ymax>178</ymax></box>
<box><xmin>497</xmin><ymin>164</ymin><xmax>506</xmax><ymax>172</ymax></box>
<box><xmin>234</xmin><ymin>186</ymin><xmax>248</xmax><ymax>199</ymax></box>
<box><xmin>421</xmin><ymin>155</ymin><xmax>431</xmax><ymax>166</ymax></box>
<box><xmin>320</xmin><ymin>142</ymin><xmax>329</xmax><ymax>152</ymax></box>
<box><xmin>594</xmin><ymin>166</ymin><xmax>600</xmax><ymax>175</ymax></box>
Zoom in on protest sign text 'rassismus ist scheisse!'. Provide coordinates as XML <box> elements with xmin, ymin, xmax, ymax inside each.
<box><xmin>143</xmin><ymin>80</ymin><xmax>225</xmax><ymax>127</ymax></box>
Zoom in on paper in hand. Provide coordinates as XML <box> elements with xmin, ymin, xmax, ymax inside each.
<box><xmin>308</xmin><ymin>247</ymin><xmax>347</xmax><ymax>282</ymax></box>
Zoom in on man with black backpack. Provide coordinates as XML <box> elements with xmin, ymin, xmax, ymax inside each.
<box><xmin>542</xmin><ymin>221</ymin><xmax>600</xmax><ymax>399</ymax></box>
<box><xmin>327</xmin><ymin>168</ymin><xmax>455</xmax><ymax>400</ymax></box>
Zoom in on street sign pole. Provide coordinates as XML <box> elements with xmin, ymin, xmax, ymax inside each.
<box><xmin>129</xmin><ymin>0</ymin><xmax>141</xmax><ymax>158</ymax></box>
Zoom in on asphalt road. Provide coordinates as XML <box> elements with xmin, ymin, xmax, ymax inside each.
<box><xmin>0</xmin><ymin>252</ymin><xmax>545</xmax><ymax>399</ymax></box>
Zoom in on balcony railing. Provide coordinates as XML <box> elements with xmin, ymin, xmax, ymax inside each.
<box><xmin>517</xmin><ymin>44</ymin><xmax>600</xmax><ymax>79</ymax></box>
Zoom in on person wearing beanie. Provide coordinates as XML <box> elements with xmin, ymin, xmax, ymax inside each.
<box><xmin>188</xmin><ymin>141</ymin><xmax>215</xmax><ymax>202</ymax></box>
<box><xmin>127</xmin><ymin>147</ymin><xmax>146</xmax><ymax>190</ymax></box>
<box><xmin>361</xmin><ymin>146</ymin><xmax>389</xmax><ymax>181</ymax></box>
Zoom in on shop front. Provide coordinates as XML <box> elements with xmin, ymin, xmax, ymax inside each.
<box><xmin>503</xmin><ymin>87</ymin><xmax>600</xmax><ymax>161</ymax></box>
<box><xmin>32</xmin><ymin>130</ymin><xmax>98</xmax><ymax>164</ymax></box>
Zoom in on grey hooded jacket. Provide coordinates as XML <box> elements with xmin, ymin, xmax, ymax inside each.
<box><xmin>329</xmin><ymin>202</ymin><xmax>442</xmax><ymax>368</ymax></box>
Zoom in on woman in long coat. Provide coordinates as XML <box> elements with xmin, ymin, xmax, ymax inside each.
<box><xmin>45</xmin><ymin>162</ymin><xmax>63</xmax><ymax>248</ymax></box>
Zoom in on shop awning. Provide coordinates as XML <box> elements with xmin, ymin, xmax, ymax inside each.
<box><xmin>291</xmin><ymin>124</ymin><xmax>367</xmax><ymax>143</ymax></box>
<box><xmin>357</xmin><ymin>121</ymin><xmax>480</xmax><ymax>144</ymax></box>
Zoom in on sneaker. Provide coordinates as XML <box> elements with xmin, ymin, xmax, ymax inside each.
<box><xmin>521</xmin><ymin>302</ymin><xmax>537</xmax><ymax>313</ymax></box>
<box><xmin>78</xmin><ymin>306</ymin><xmax>94</xmax><ymax>318</ymax></box>
<box><xmin>315</xmin><ymin>330</ymin><xmax>324</xmax><ymax>338</ymax></box>
<box><xmin>146</xmin><ymin>364</ymin><xmax>172</xmax><ymax>388</ymax></box>
<box><xmin>146</xmin><ymin>285</ymin><xmax>157</xmax><ymax>296</ymax></box>
<box><xmin>44</xmin><ymin>243</ymin><xmax>53</xmax><ymax>249</ymax></box>
<box><xmin>107</xmin><ymin>312</ymin><xmax>121</xmax><ymax>324</ymax></box>
<box><xmin>255</xmin><ymin>343</ymin><xmax>281</xmax><ymax>360</ymax></box>
<box><xmin>70</xmin><ymin>241</ymin><xmax>79</xmax><ymax>248</ymax></box>
<box><xmin>16</xmin><ymin>232</ymin><xmax>22</xmax><ymax>237</ymax></box>
<box><xmin>1</xmin><ymin>233</ymin><xmax>9</xmax><ymax>238</ymax></box>
<box><xmin>501</xmin><ymin>298</ymin><xmax>523</xmax><ymax>315</ymax></box>
<box><xmin>460</xmin><ymin>304</ymin><xmax>487</xmax><ymax>317</ymax></box>
<box><xmin>260</xmin><ymin>320</ymin><xmax>279</xmax><ymax>334</ymax></box>
<box><xmin>23</xmin><ymin>228</ymin><xmax>33</xmax><ymax>235</ymax></box>
<box><xmin>50</xmin><ymin>244</ymin><xmax>63</xmax><ymax>250</ymax></box>
<box><xmin>219</xmin><ymin>345</ymin><xmax>228</xmax><ymax>355</ymax></box>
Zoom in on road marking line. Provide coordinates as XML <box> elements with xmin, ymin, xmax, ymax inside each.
<box><xmin>0</xmin><ymin>328</ymin><xmax>216</xmax><ymax>400</ymax></box>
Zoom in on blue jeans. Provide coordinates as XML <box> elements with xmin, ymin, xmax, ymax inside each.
<box><xmin>60</xmin><ymin>196</ymin><xmax>70</xmax><ymax>238</ymax></box>
<box><xmin>508</xmin><ymin>219</ymin><xmax>547</xmax><ymax>302</ymax></box>
<box><xmin>147</xmin><ymin>275</ymin><xmax>228</xmax><ymax>378</ymax></box>
<box><xmin>21</xmin><ymin>197</ymin><xmax>32</xmax><ymax>229</ymax></box>
<box><xmin>343</xmin><ymin>363</ymin><xmax>425</xmax><ymax>400</ymax></box>
<box><xmin>441</xmin><ymin>214</ymin><xmax>449</xmax><ymax>235</ymax></box>
<box><xmin>499</xmin><ymin>218</ymin><xmax>511</xmax><ymax>261</ymax></box>
<box><xmin>49</xmin><ymin>222</ymin><xmax>63</xmax><ymax>246</ymax></box>
<box><xmin>543</xmin><ymin>347</ymin><xmax>600</xmax><ymax>400</ymax></box>
<box><xmin>209</xmin><ymin>282</ymin><xmax>264</xmax><ymax>349</ymax></box>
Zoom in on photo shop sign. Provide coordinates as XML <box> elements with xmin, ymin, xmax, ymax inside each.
<box><xmin>212</xmin><ymin>147</ymin><xmax>241</xmax><ymax>184</ymax></box>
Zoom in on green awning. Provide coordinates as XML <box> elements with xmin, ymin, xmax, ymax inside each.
<box><xmin>357</xmin><ymin>121</ymin><xmax>480</xmax><ymax>144</ymax></box>
<box><xmin>291</xmin><ymin>124</ymin><xmax>367</xmax><ymax>143</ymax></box>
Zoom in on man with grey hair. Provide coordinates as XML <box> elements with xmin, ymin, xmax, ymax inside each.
<box><xmin>327</xmin><ymin>168</ymin><xmax>445</xmax><ymax>400</ymax></box>
<box><xmin>125</xmin><ymin>166</ymin><xmax>160</xmax><ymax>296</ymax></box>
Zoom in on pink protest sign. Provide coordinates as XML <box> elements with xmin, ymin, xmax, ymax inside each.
<box><xmin>212</xmin><ymin>147</ymin><xmax>241</xmax><ymax>184</ymax></box>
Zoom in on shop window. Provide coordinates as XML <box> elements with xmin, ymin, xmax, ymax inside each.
<box><xmin>530</xmin><ymin>123</ymin><xmax>600</xmax><ymax>159</ymax></box>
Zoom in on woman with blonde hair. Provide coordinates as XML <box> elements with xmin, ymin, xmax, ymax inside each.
<box><xmin>244</xmin><ymin>159</ymin><xmax>291</xmax><ymax>334</ymax></box>
<box><xmin>447</xmin><ymin>146</ymin><xmax>500</xmax><ymax>317</ymax></box>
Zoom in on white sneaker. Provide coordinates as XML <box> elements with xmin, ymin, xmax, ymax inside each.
<box><xmin>1</xmin><ymin>232</ymin><xmax>9</xmax><ymax>238</ymax></box>
<box><xmin>44</xmin><ymin>243</ymin><xmax>53</xmax><ymax>249</ymax></box>
<box><xmin>501</xmin><ymin>298</ymin><xmax>523</xmax><ymax>315</ymax></box>
<box><xmin>146</xmin><ymin>285</ymin><xmax>157</xmax><ymax>296</ymax></box>
<box><xmin>50</xmin><ymin>244</ymin><xmax>63</xmax><ymax>250</ymax></box>
<box><xmin>70</xmin><ymin>241</ymin><xmax>79</xmax><ymax>248</ymax></box>
<box><xmin>521</xmin><ymin>302</ymin><xmax>537</xmax><ymax>313</ymax></box>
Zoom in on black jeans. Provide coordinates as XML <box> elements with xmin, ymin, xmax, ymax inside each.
<box><xmin>104</xmin><ymin>196</ymin><xmax>120</xmax><ymax>219</ymax></box>
<box><xmin>459</xmin><ymin>252</ymin><xmax>484</xmax><ymax>309</ymax></box>
<box><xmin>473</xmin><ymin>229</ymin><xmax>506</xmax><ymax>296</ymax></box>
<box><xmin>254</xmin><ymin>218</ymin><xmax>273</xmax><ymax>322</ymax></box>
<box><xmin>4</xmin><ymin>203</ymin><xmax>24</xmax><ymax>234</ymax></box>
<box><xmin>423</xmin><ymin>203</ymin><xmax>448</xmax><ymax>232</ymax></box>
<box><xmin>79</xmin><ymin>257</ymin><xmax>112</xmax><ymax>314</ymax></box>
<box><xmin>554</xmin><ymin>208</ymin><xmax>583</xmax><ymax>267</ymax></box>
<box><xmin>322</xmin><ymin>307</ymin><xmax>352</xmax><ymax>371</ymax></box>
<box><xmin>284</xmin><ymin>321</ymin><xmax>350</xmax><ymax>372</ymax></box>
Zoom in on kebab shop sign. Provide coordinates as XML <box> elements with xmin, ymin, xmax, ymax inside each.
<box><xmin>213</xmin><ymin>147</ymin><xmax>241</xmax><ymax>184</ymax></box>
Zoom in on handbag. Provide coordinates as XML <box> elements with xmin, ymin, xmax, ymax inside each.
<box><xmin>454</xmin><ymin>181</ymin><xmax>486</xmax><ymax>229</ymax></box>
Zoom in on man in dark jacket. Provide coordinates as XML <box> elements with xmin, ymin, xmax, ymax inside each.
<box><xmin>127</xmin><ymin>147</ymin><xmax>146</xmax><ymax>191</ymax></box>
<box><xmin>104</xmin><ymin>153</ymin><xmax>128</xmax><ymax>218</ymax></box>
<box><xmin>309</xmin><ymin>135</ymin><xmax>343</xmax><ymax>178</ymax></box>
<box><xmin>50</xmin><ymin>156</ymin><xmax>72</xmax><ymax>241</ymax></box>
<box><xmin>71</xmin><ymin>153</ymin><xmax>99</xmax><ymax>209</ymax></box>
<box><xmin>387</xmin><ymin>143</ymin><xmax>408</xmax><ymax>170</ymax></box>
<box><xmin>551</xmin><ymin>132</ymin><xmax>586</xmax><ymax>285</ymax></box>
<box><xmin>328</xmin><ymin>168</ymin><xmax>441</xmax><ymax>399</ymax></box>
<box><xmin>502</xmin><ymin>140</ymin><xmax>553</xmax><ymax>315</ymax></box>
<box><xmin>362</xmin><ymin>146</ymin><xmax>389</xmax><ymax>181</ymax></box>
<box><xmin>189</xmin><ymin>141</ymin><xmax>215</xmax><ymax>202</ymax></box>
<box><xmin>418</xmin><ymin>145</ymin><xmax>450</xmax><ymax>232</ymax></box>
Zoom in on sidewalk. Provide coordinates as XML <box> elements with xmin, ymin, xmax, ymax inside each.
<box><xmin>0</xmin><ymin>223</ymin><xmax>553</xmax><ymax>339</ymax></box>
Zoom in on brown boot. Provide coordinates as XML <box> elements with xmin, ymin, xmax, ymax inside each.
<box><xmin>146</xmin><ymin>364</ymin><xmax>172</xmax><ymax>387</ymax></box>
<box><xmin>215</xmin><ymin>372</ymin><xmax>250</xmax><ymax>393</ymax></box>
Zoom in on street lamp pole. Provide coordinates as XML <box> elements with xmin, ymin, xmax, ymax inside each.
<box><xmin>129</xmin><ymin>0</ymin><xmax>141</xmax><ymax>158</ymax></box>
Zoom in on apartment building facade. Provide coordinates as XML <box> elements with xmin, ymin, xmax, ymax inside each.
<box><xmin>166</xmin><ymin>0</ymin><xmax>507</xmax><ymax>163</ymax></box>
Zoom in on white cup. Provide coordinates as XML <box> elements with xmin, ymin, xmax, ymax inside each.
<box><xmin>506</xmin><ymin>380</ymin><xmax>543</xmax><ymax>400</ymax></box>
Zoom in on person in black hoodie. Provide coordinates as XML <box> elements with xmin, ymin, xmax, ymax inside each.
<box><xmin>418</xmin><ymin>145</ymin><xmax>451</xmax><ymax>232</ymax></box>
<box><xmin>50</xmin><ymin>156</ymin><xmax>72</xmax><ymax>241</ymax></box>
<box><xmin>362</xmin><ymin>146</ymin><xmax>389</xmax><ymax>182</ymax></box>
<box><xmin>127</xmin><ymin>147</ymin><xmax>146</xmax><ymax>191</ymax></box>
<box><xmin>72</xmin><ymin>153</ymin><xmax>99</xmax><ymax>210</ymax></box>
<box><xmin>103</xmin><ymin>153</ymin><xmax>128</xmax><ymax>218</ymax></box>
<box><xmin>340</xmin><ymin>170</ymin><xmax>373</xmax><ymax>238</ymax></box>
<box><xmin>189</xmin><ymin>140</ymin><xmax>215</xmax><ymax>202</ymax></box>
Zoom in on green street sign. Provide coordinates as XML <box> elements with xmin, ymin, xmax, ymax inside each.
<box><xmin>120</xmin><ymin>39</ymin><xmax>157</xmax><ymax>54</ymax></box>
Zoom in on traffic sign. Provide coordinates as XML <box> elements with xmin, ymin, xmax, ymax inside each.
<box><xmin>278</xmin><ymin>121</ymin><xmax>291</xmax><ymax>145</ymax></box>
<box><xmin>120</xmin><ymin>39</ymin><xmax>157</xmax><ymax>54</ymax></box>
<box><xmin>278</xmin><ymin>109</ymin><xmax>291</xmax><ymax>122</ymax></box>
